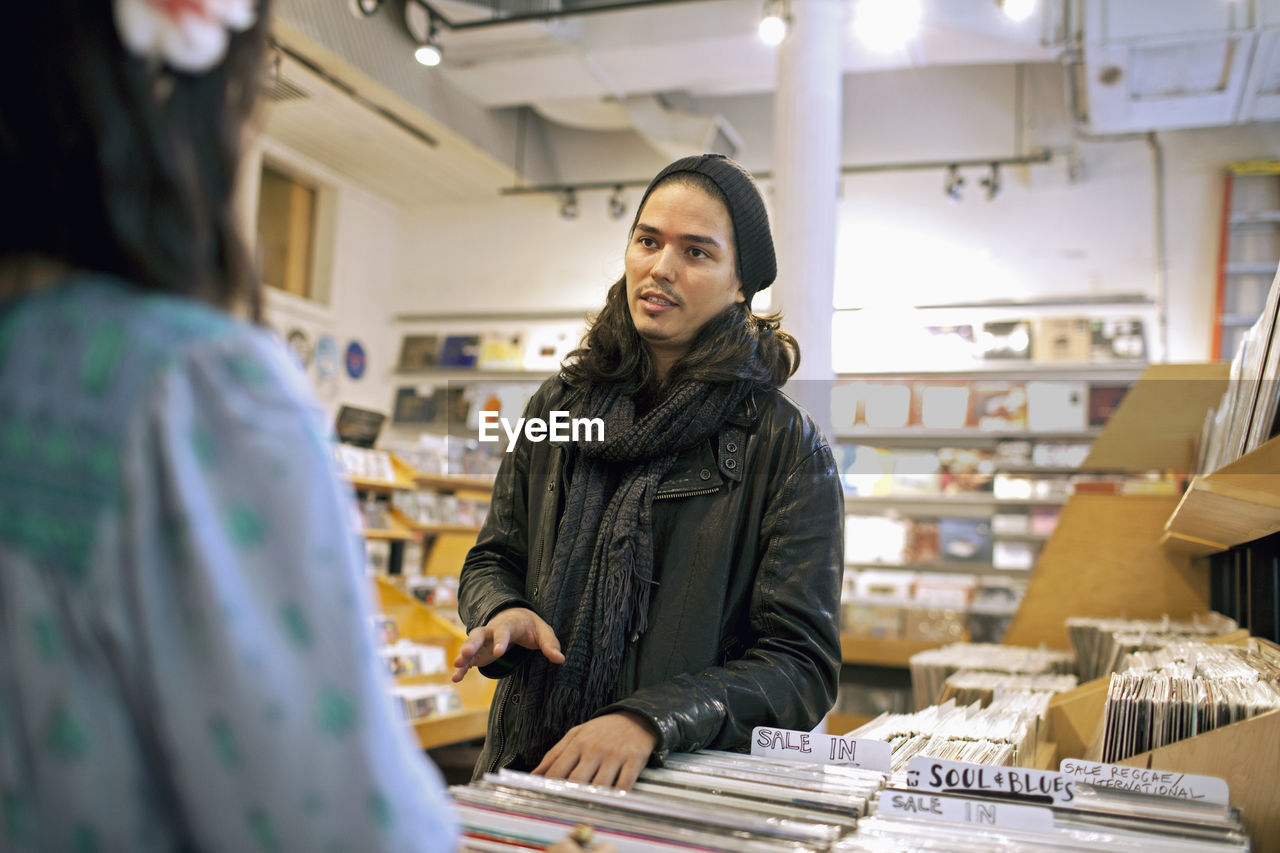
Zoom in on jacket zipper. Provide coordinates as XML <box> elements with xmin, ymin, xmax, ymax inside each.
<box><xmin>488</xmin><ymin>688</ymin><xmax>508</xmax><ymax>775</ymax></box>
<box><xmin>655</xmin><ymin>486</ymin><xmax>720</xmax><ymax>501</ymax></box>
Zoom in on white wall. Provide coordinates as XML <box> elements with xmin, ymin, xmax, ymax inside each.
<box><xmin>398</xmin><ymin>192</ymin><xmax>635</xmax><ymax>316</ymax></box>
<box><xmin>253</xmin><ymin>139</ymin><xmax>403</xmax><ymax>426</ymax></box>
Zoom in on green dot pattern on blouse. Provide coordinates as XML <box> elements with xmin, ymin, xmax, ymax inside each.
<box><xmin>43</xmin><ymin>707</ymin><xmax>88</xmax><ymax>762</ymax></box>
<box><xmin>72</xmin><ymin>823</ymin><xmax>98</xmax><ymax>853</ymax></box>
<box><xmin>366</xmin><ymin>791</ymin><xmax>394</xmax><ymax>831</ymax></box>
<box><xmin>30</xmin><ymin>613</ymin><xmax>61</xmax><ymax>662</ymax></box>
<box><xmin>316</xmin><ymin>688</ymin><xmax>358</xmax><ymax>737</ymax></box>
<box><xmin>3</xmin><ymin>792</ymin><xmax>27</xmax><ymax>845</ymax></box>
<box><xmin>245</xmin><ymin>809</ymin><xmax>280</xmax><ymax>852</ymax></box>
<box><xmin>81</xmin><ymin>322</ymin><xmax>126</xmax><ymax>396</ymax></box>
<box><xmin>2</xmin><ymin>419</ymin><xmax>32</xmax><ymax>459</ymax></box>
<box><xmin>226</xmin><ymin>504</ymin><xmax>268</xmax><ymax>550</ymax></box>
<box><xmin>280</xmin><ymin>603</ymin><xmax>312</xmax><ymax>650</ymax></box>
<box><xmin>207</xmin><ymin>716</ymin><xmax>241</xmax><ymax>769</ymax></box>
<box><xmin>226</xmin><ymin>354</ymin><xmax>270</xmax><ymax>389</ymax></box>
<box><xmin>42</xmin><ymin>428</ymin><xmax>75</xmax><ymax>468</ymax></box>
<box><xmin>191</xmin><ymin>429</ymin><xmax>217</xmax><ymax>470</ymax></box>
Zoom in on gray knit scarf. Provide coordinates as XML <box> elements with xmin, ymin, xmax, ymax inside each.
<box><xmin>506</xmin><ymin>378</ymin><xmax>753</xmax><ymax>764</ymax></box>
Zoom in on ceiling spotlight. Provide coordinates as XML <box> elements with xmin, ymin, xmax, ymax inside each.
<box><xmin>608</xmin><ymin>185</ymin><xmax>628</xmax><ymax>220</ymax></box>
<box><xmin>406</xmin><ymin>1</ymin><xmax>444</xmax><ymax>67</ymax></box>
<box><xmin>944</xmin><ymin>165</ymin><xmax>964</xmax><ymax>203</ymax></box>
<box><xmin>758</xmin><ymin>0</ymin><xmax>788</xmax><ymax>46</ymax></box>
<box><xmin>414</xmin><ymin>43</ymin><xmax>443</xmax><ymax>66</ymax></box>
<box><xmin>560</xmin><ymin>189</ymin><xmax>579</xmax><ymax>220</ymax></box>
<box><xmin>981</xmin><ymin>163</ymin><xmax>1002</xmax><ymax>201</ymax></box>
<box><xmin>853</xmin><ymin>0</ymin><xmax>922</xmax><ymax>53</ymax></box>
<box><xmin>998</xmin><ymin>0</ymin><xmax>1036</xmax><ymax>23</ymax></box>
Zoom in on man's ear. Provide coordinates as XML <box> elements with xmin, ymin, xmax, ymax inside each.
<box><xmin>734</xmin><ymin>283</ymin><xmax>746</xmax><ymax>304</ymax></box>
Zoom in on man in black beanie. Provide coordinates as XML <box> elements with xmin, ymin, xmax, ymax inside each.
<box><xmin>453</xmin><ymin>154</ymin><xmax>844</xmax><ymax>790</ymax></box>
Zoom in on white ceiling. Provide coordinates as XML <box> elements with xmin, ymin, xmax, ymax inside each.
<box><xmin>262</xmin><ymin>0</ymin><xmax>1280</xmax><ymax>207</ymax></box>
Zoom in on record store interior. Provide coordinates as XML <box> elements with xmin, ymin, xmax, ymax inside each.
<box><xmin>13</xmin><ymin>0</ymin><xmax>1280</xmax><ymax>850</ymax></box>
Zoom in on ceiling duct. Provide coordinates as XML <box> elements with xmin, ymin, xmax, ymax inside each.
<box><xmin>623</xmin><ymin>94</ymin><xmax>744</xmax><ymax>160</ymax></box>
<box><xmin>532</xmin><ymin>93</ymin><xmax>742</xmax><ymax>160</ymax></box>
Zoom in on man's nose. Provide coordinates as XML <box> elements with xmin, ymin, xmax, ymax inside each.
<box><xmin>651</xmin><ymin>244</ymin><xmax>679</xmax><ymax>282</ymax></box>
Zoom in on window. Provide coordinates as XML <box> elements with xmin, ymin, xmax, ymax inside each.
<box><xmin>256</xmin><ymin>161</ymin><xmax>317</xmax><ymax>300</ymax></box>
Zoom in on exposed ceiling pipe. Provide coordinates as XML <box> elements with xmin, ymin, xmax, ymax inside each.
<box><xmin>418</xmin><ymin>0</ymin><xmax>723</xmax><ymax>32</ymax></box>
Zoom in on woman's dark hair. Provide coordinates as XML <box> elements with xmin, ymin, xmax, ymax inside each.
<box><xmin>0</xmin><ymin>2</ymin><xmax>273</xmax><ymax>314</ymax></box>
<box><xmin>562</xmin><ymin>171</ymin><xmax>800</xmax><ymax>403</ymax></box>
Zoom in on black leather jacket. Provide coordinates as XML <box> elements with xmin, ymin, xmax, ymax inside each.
<box><xmin>458</xmin><ymin>376</ymin><xmax>844</xmax><ymax>777</ymax></box>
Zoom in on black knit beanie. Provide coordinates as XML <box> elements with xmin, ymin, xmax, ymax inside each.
<box><xmin>632</xmin><ymin>153</ymin><xmax>777</xmax><ymax>302</ymax></box>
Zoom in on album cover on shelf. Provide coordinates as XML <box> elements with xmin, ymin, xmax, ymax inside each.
<box><xmin>861</xmin><ymin>382</ymin><xmax>913</xmax><ymax>428</ymax></box>
<box><xmin>477</xmin><ymin>331</ymin><xmax>525</xmax><ymax>371</ymax></box>
<box><xmin>1088</xmin><ymin>385</ymin><xmax>1128</xmax><ymax>427</ymax></box>
<box><xmin>972</xmin><ymin>382</ymin><xmax>1028</xmax><ymax>431</ymax></box>
<box><xmin>1026</xmin><ymin>380</ymin><xmax>1088</xmax><ymax>432</ymax></box>
<box><xmin>395</xmin><ymin>334</ymin><xmax>440</xmax><ymax>372</ymax></box>
<box><xmin>521</xmin><ymin>326</ymin><xmax>577</xmax><ymax>372</ymax></box>
<box><xmin>1032</xmin><ymin>316</ymin><xmax>1091</xmax><ymax>363</ymax></box>
<box><xmin>938</xmin><ymin>517</ymin><xmax>993</xmax><ymax>563</ymax></box>
<box><xmin>392</xmin><ymin>385</ymin><xmax>437</xmax><ymax>425</ymax></box>
<box><xmin>979</xmin><ymin>320</ymin><xmax>1032</xmax><ymax>360</ymax></box>
<box><xmin>1090</xmin><ymin>317</ymin><xmax>1147</xmax><ymax>361</ymax></box>
<box><xmin>439</xmin><ymin>334</ymin><xmax>481</xmax><ymax>368</ymax></box>
<box><xmin>917</xmin><ymin>381</ymin><xmax>972</xmax><ymax>429</ymax></box>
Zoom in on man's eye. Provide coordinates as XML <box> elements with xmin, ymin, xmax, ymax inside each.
<box><xmin>689</xmin><ymin>247</ymin><xmax>708</xmax><ymax>259</ymax></box>
<box><xmin>638</xmin><ymin>237</ymin><xmax>658</xmax><ymax>248</ymax></box>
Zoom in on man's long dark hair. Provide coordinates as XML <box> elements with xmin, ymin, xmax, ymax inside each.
<box><xmin>0</xmin><ymin>2</ymin><xmax>273</xmax><ymax>314</ymax></box>
<box><xmin>562</xmin><ymin>173</ymin><xmax>800</xmax><ymax>404</ymax></box>
<box><xmin>563</xmin><ymin>279</ymin><xmax>800</xmax><ymax>402</ymax></box>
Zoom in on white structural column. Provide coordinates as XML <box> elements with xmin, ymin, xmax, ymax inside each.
<box><xmin>769</xmin><ymin>0</ymin><xmax>843</xmax><ymax>438</ymax></box>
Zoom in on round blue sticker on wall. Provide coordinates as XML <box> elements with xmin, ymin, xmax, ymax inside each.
<box><xmin>344</xmin><ymin>340</ymin><xmax>367</xmax><ymax>380</ymax></box>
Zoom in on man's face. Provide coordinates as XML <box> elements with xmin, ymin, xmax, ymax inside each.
<box><xmin>624</xmin><ymin>182</ymin><xmax>745</xmax><ymax>370</ymax></box>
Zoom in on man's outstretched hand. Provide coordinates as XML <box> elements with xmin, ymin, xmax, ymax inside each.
<box><xmin>451</xmin><ymin>607</ymin><xmax>564</xmax><ymax>682</ymax></box>
<box><xmin>532</xmin><ymin>711</ymin><xmax>658</xmax><ymax>792</ymax></box>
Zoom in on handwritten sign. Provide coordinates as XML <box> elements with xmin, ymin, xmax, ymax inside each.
<box><xmin>905</xmin><ymin>756</ymin><xmax>1075</xmax><ymax>805</ymax></box>
<box><xmin>879</xmin><ymin>791</ymin><xmax>1054</xmax><ymax>831</ymax></box>
<box><xmin>1059</xmin><ymin>759</ymin><xmax>1229</xmax><ymax>805</ymax></box>
<box><xmin>750</xmin><ymin>727</ymin><xmax>892</xmax><ymax>772</ymax></box>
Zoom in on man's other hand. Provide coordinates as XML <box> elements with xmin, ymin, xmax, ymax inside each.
<box><xmin>531</xmin><ymin>711</ymin><xmax>658</xmax><ymax>791</ymax></box>
<box><xmin>451</xmin><ymin>607</ymin><xmax>564</xmax><ymax>682</ymax></box>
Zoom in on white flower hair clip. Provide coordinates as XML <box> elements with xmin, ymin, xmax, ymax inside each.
<box><xmin>114</xmin><ymin>0</ymin><xmax>258</xmax><ymax>74</ymax></box>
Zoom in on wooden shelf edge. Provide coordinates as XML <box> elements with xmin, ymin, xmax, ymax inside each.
<box><xmin>415</xmin><ymin>473</ymin><xmax>497</xmax><ymax>493</ymax></box>
<box><xmin>1163</xmin><ymin>473</ymin><xmax>1280</xmax><ymax>555</ymax></box>
<box><xmin>364</xmin><ymin>527</ymin><xmax>417</xmax><ymax>542</ymax></box>
<box><xmin>1158</xmin><ymin>529</ymin><xmax>1226</xmax><ymax>557</ymax></box>
<box><xmin>409</xmin><ymin>706</ymin><xmax>490</xmax><ymax>750</ymax></box>
<box><xmin>413</xmin><ymin>523</ymin><xmax>484</xmax><ymax>536</ymax></box>
<box><xmin>348</xmin><ymin>475</ymin><xmax>412</xmax><ymax>493</ymax></box>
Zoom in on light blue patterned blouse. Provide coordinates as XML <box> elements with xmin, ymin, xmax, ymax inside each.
<box><xmin>0</xmin><ymin>277</ymin><xmax>458</xmax><ymax>851</ymax></box>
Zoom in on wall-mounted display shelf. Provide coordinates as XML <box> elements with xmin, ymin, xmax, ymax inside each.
<box><xmin>834</xmin><ymin>364</ymin><xmax>1147</xmax><ymax>380</ymax></box>
<box><xmin>1162</xmin><ymin>435</ymin><xmax>1280</xmax><ymax>556</ymax></box>
<box><xmin>415</xmin><ymin>473</ymin><xmax>498</xmax><ymax>492</ymax></box>
<box><xmin>345</xmin><ymin>454</ymin><xmax>418</xmax><ymax>493</ymax></box>
<box><xmin>373</xmin><ymin>575</ymin><xmax>495</xmax><ymax>751</ymax></box>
